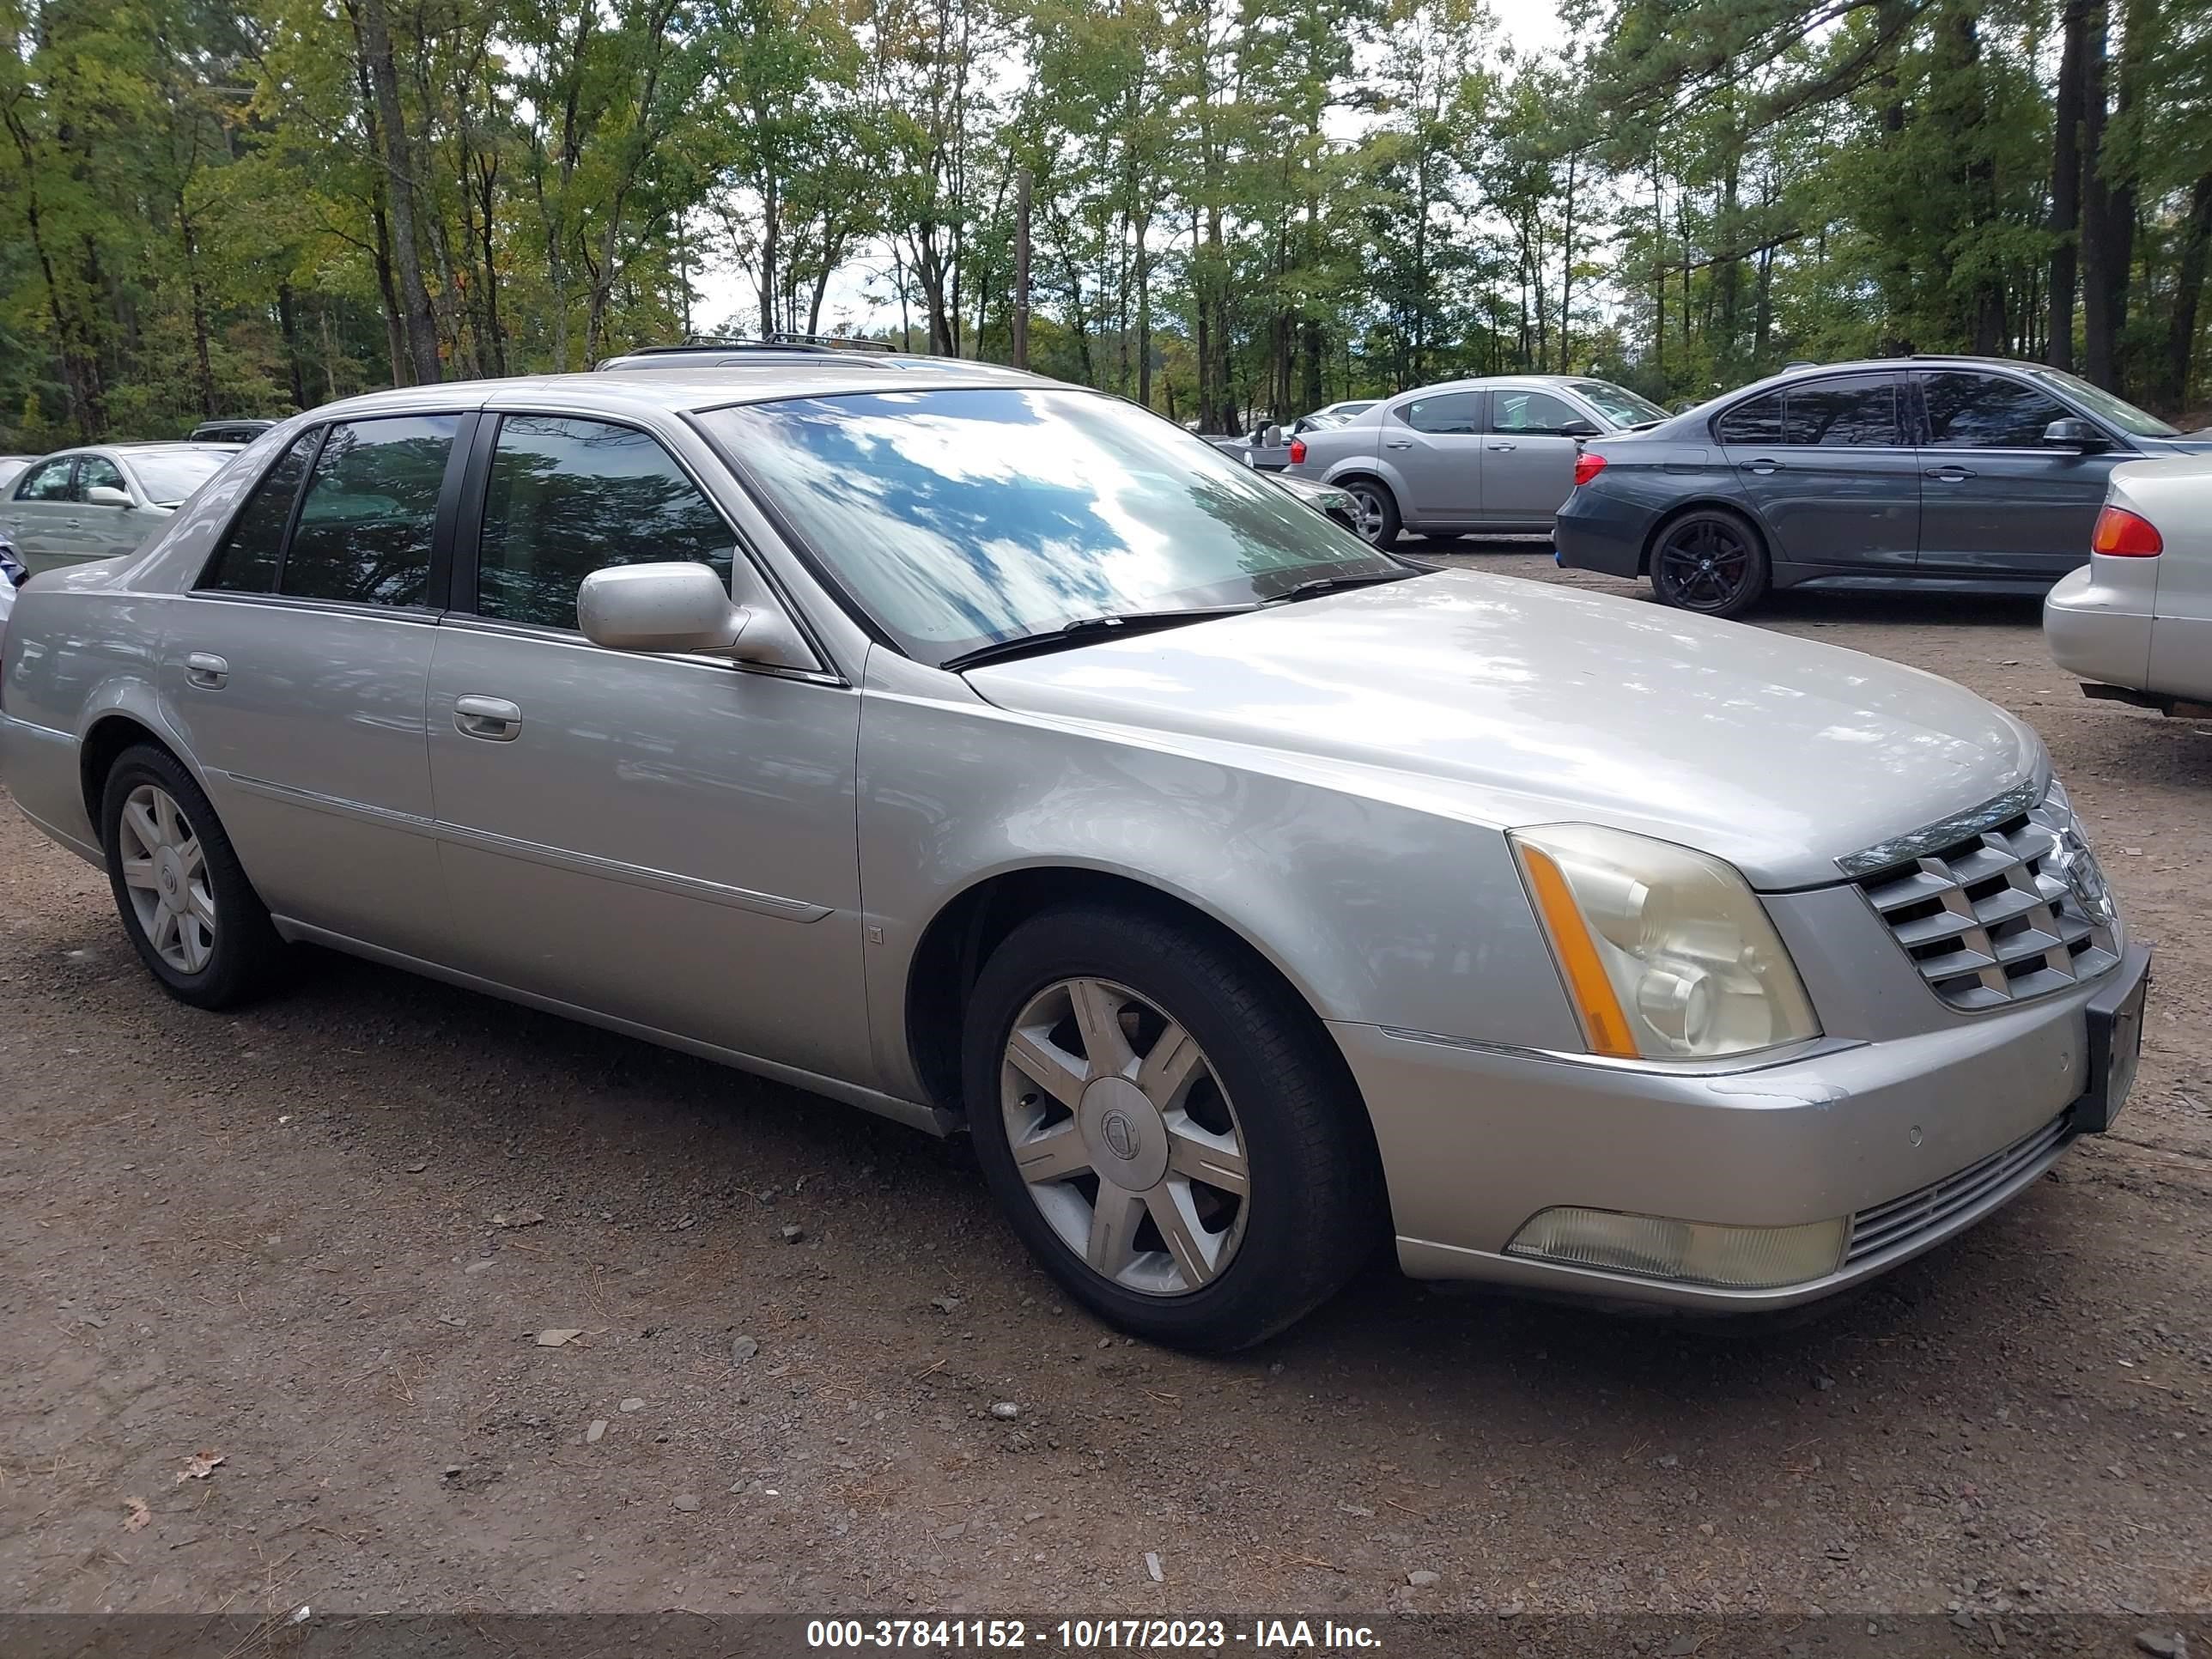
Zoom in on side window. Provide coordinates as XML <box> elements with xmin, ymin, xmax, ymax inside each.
<box><xmin>281</xmin><ymin>416</ymin><xmax>458</xmax><ymax>606</ymax></box>
<box><xmin>198</xmin><ymin>431</ymin><xmax>320</xmax><ymax>595</ymax></box>
<box><xmin>14</xmin><ymin>459</ymin><xmax>74</xmax><ymax>501</ymax></box>
<box><xmin>76</xmin><ymin>456</ymin><xmax>128</xmax><ymax>500</ymax></box>
<box><xmin>1491</xmin><ymin>389</ymin><xmax>1582</xmax><ymax>434</ymax></box>
<box><xmin>476</xmin><ymin>416</ymin><xmax>734</xmax><ymax>632</ymax></box>
<box><xmin>1714</xmin><ymin>393</ymin><xmax>1785</xmax><ymax>446</ymax></box>
<box><xmin>1783</xmin><ymin>377</ymin><xmax>1899</xmax><ymax>447</ymax></box>
<box><xmin>1396</xmin><ymin>392</ymin><xmax>1483</xmax><ymax>434</ymax></box>
<box><xmin>1921</xmin><ymin>372</ymin><xmax>2070</xmax><ymax>449</ymax></box>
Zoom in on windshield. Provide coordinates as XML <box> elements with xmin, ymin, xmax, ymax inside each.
<box><xmin>702</xmin><ymin>388</ymin><xmax>1404</xmax><ymax>665</ymax></box>
<box><xmin>2020</xmin><ymin>368</ymin><xmax>2179</xmax><ymax>438</ymax></box>
<box><xmin>130</xmin><ymin>450</ymin><xmax>234</xmax><ymax>506</ymax></box>
<box><xmin>1568</xmin><ymin>380</ymin><xmax>1669</xmax><ymax>428</ymax></box>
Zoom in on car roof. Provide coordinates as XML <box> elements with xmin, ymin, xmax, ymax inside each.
<box><xmin>306</xmin><ymin>362</ymin><xmax>1061</xmax><ymax>425</ymax></box>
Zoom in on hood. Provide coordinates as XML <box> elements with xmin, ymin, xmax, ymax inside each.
<box><xmin>963</xmin><ymin>569</ymin><xmax>2042</xmax><ymax>890</ymax></box>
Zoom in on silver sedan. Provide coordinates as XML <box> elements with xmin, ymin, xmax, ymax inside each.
<box><xmin>1288</xmin><ymin>374</ymin><xmax>1665</xmax><ymax>544</ymax></box>
<box><xmin>3</xmin><ymin>443</ymin><xmax>240</xmax><ymax>576</ymax></box>
<box><xmin>0</xmin><ymin>365</ymin><xmax>2148</xmax><ymax>1350</ymax></box>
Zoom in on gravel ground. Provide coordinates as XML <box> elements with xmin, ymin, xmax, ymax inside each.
<box><xmin>3</xmin><ymin>546</ymin><xmax>2209</xmax><ymax>1626</ymax></box>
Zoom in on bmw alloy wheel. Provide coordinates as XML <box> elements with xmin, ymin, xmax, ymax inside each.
<box><xmin>1000</xmin><ymin>976</ymin><xmax>1250</xmax><ymax>1295</ymax></box>
<box><xmin>1654</xmin><ymin>517</ymin><xmax>1757</xmax><ymax>613</ymax></box>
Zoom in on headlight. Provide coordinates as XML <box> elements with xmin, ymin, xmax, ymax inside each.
<box><xmin>1510</xmin><ymin>823</ymin><xmax>1820</xmax><ymax>1061</ymax></box>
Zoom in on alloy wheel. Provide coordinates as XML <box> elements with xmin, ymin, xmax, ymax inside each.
<box><xmin>1000</xmin><ymin>976</ymin><xmax>1250</xmax><ymax>1296</ymax></box>
<box><xmin>1656</xmin><ymin>519</ymin><xmax>1754</xmax><ymax>611</ymax></box>
<box><xmin>117</xmin><ymin>783</ymin><xmax>216</xmax><ymax>974</ymax></box>
<box><xmin>1346</xmin><ymin>486</ymin><xmax>1389</xmax><ymax>544</ymax></box>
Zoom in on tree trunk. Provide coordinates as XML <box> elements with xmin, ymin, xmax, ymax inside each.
<box><xmin>2047</xmin><ymin>0</ymin><xmax>2088</xmax><ymax>370</ymax></box>
<box><xmin>1134</xmin><ymin>207</ymin><xmax>1152</xmax><ymax>409</ymax></box>
<box><xmin>758</xmin><ymin>171</ymin><xmax>779</xmax><ymax>339</ymax></box>
<box><xmin>2080</xmin><ymin>1</ymin><xmax>2118</xmax><ymax>387</ymax></box>
<box><xmin>276</xmin><ymin>283</ymin><xmax>309</xmax><ymax>412</ymax></box>
<box><xmin>356</xmin><ymin>0</ymin><xmax>441</xmax><ymax>383</ymax></box>
<box><xmin>368</xmin><ymin>197</ymin><xmax>410</xmax><ymax>387</ymax></box>
<box><xmin>2155</xmin><ymin>172</ymin><xmax>2212</xmax><ymax>412</ymax></box>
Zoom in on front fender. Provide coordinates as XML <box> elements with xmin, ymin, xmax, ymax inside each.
<box><xmin>855</xmin><ymin>672</ymin><xmax>1583</xmax><ymax>1103</ymax></box>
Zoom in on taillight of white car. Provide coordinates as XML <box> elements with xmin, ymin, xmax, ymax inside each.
<box><xmin>2091</xmin><ymin>505</ymin><xmax>2161</xmax><ymax>557</ymax></box>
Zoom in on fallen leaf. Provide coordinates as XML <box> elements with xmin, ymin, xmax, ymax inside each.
<box><xmin>122</xmin><ymin>1496</ymin><xmax>150</xmax><ymax>1531</ymax></box>
<box><xmin>493</xmin><ymin>1210</ymin><xmax>545</xmax><ymax>1230</ymax></box>
<box><xmin>175</xmin><ymin>1451</ymin><xmax>224</xmax><ymax>1483</ymax></box>
<box><xmin>535</xmin><ymin>1328</ymin><xmax>584</xmax><ymax>1347</ymax></box>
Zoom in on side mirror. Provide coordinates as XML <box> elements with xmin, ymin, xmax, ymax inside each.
<box><xmin>577</xmin><ymin>561</ymin><xmax>816</xmax><ymax>668</ymax></box>
<box><xmin>84</xmin><ymin>485</ymin><xmax>133</xmax><ymax>508</ymax></box>
<box><xmin>1558</xmin><ymin>418</ymin><xmax>1602</xmax><ymax>439</ymax></box>
<box><xmin>2044</xmin><ymin>417</ymin><xmax>2109</xmax><ymax>452</ymax></box>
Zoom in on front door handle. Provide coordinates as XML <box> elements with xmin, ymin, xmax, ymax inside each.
<box><xmin>184</xmin><ymin>652</ymin><xmax>228</xmax><ymax>690</ymax></box>
<box><xmin>1383</xmin><ymin>439</ymin><xmax>1414</xmax><ymax>450</ymax></box>
<box><xmin>1487</xmin><ymin>441</ymin><xmax>1517</xmax><ymax>452</ymax></box>
<box><xmin>64</xmin><ymin>518</ymin><xmax>82</xmax><ymax>529</ymax></box>
<box><xmin>1742</xmin><ymin>459</ymin><xmax>1784</xmax><ymax>475</ymax></box>
<box><xmin>1924</xmin><ymin>465</ymin><xmax>1978</xmax><ymax>483</ymax></box>
<box><xmin>454</xmin><ymin>695</ymin><xmax>522</xmax><ymax>741</ymax></box>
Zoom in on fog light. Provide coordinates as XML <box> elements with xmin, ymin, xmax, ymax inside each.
<box><xmin>1505</xmin><ymin>1207</ymin><xmax>1848</xmax><ymax>1290</ymax></box>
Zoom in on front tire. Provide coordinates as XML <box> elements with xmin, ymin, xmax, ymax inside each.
<box><xmin>963</xmin><ymin>905</ymin><xmax>1381</xmax><ymax>1352</ymax></box>
<box><xmin>1649</xmin><ymin>508</ymin><xmax>1770</xmax><ymax>618</ymax></box>
<box><xmin>101</xmin><ymin>744</ymin><xmax>283</xmax><ymax>1009</ymax></box>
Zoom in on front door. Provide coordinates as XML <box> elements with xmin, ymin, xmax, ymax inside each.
<box><xmin>1381</xmin><ymin>390</ymin><xmax>1486</xmax><ymax>526</ymax></box>
<box><xmin>424</xmin><ymin>412</ymin><xmax>869</xmax><ymax>1084</ymax></box>
<box><xmin>5</xmin><ymin>456</ymin><xmax>78</xmax><ymax>574</ymax></box>
<box><xmin>1914</xmin><ymin>368</ymin><xmax>2128</xmax><ymax>580</ymax></box>
<box><xmin>161</xmin><ymin>416</ymin><xmax>460</xmax><ymax>960</ymax></box>
<box><xmin>1716</xmin><ymin>373</ymin><xmax>1919</xmax><ymax>572</ymax></box>
<box><xmin>1480</xmin><ymin>386</ymin><xmax>1588</xmax><ymax>527</ymax></box>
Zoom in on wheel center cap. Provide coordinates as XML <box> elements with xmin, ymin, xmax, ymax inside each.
<box><xmin>155</xmin><ymin>848</ymin><xmax>185</xmax><ymax>910</ymax></box>
<box><xmin>1078</xmin><ymin>1077</ymin><xmax>1170</xmax><ymax>1191</ymax></box>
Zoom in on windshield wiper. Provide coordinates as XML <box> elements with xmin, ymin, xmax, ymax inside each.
<box><xmin>941</xmin><ymin>605</ymin><xmax>1261</xmax><ymax>672</ymax></box>
<box><xmin>1268</xmin><ymin>569</ymin><xmax>1419</xmax><ymax>604</ymax></box>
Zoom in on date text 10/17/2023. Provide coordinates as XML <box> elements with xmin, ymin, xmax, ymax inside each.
<box><xmin>805</xmin><ymin>1619</ymin><xmax>1384</xmax><ymax>1650</ymax></box>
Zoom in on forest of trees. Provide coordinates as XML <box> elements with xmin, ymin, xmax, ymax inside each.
<box><xmin>3</xmin><ymin>0</ymin><xmax>2209</xmax><ymax>449</ymax></box>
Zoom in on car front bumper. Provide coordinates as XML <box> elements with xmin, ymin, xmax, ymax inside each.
<box><xmin>1332</xmin><ymin>944</ymin><xmax>2149</xmax><ymax>1310</ymax></box>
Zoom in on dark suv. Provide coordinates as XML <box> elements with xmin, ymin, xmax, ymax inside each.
<box><xmin>1553</xmin><ymin>356</ymin><xmax>2212</xmax><ymax>617</ymax></box>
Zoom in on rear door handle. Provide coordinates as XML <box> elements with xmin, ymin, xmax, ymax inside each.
<box><xmin>1742</xmin><ymin>459</ymin><xmax>1783</xmax><ymax>475</ymax></box>
<box><xmin>185</xmin><ymin>652</ymin><xmax>228</xmax><ymax>690</ymax></box>
<box><xmin>1487</xmin><ymin>441</ymin><xmax>1517</xmax><ymax>452</ymax></box>
<box><xmin>64</xmin><ymin>518</ymin><xmax>82</xmax><ymax>529</ymax></box>
<box><xmin>1924</xmin><ymin>465</ymin><xmax>1978</xmax><ymax>482</ymax></box>
<box><xmin>454</xmin><ymin>695</ymin><xmax>522</xmax><ymax>741</ymax></box>
<box><xmin>1384</xmin><ymin>439</ymin><xmax>1414</xmax><ymax>450</ymax></box>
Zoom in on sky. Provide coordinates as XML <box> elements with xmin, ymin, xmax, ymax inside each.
<box><xmin>689</xmin><ymin>0</ymin><xmax>1574</xmax><ymax>338</ymax></box>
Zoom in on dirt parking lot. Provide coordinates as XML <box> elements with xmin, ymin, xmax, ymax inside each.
<box><xmin>3</xmin><ymin>549</ymin><xmax>2210</xmax><ymax>1629</ymax></box>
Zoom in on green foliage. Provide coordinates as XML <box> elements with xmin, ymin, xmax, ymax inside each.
<box><xmin>4</xmin><ymin>0</ymin><xmax>2212</xmax><ymax>451</ymax></box>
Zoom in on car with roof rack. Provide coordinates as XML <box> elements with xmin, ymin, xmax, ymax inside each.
<box><xmin>1555</xmin><ymin>354</ymin><xmax>2212</xmax><ymax>617</ymax></box>
<box><xmin>0</xmin><ymin>357</ymin><xmax>2149</xmax><ymax>1351</ymax></box>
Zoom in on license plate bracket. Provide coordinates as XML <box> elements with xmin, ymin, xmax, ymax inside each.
<box><xmin>2075</xmin><ymin>945</ymin><xmax>2151</xmax><ymax>1133</ymax></box>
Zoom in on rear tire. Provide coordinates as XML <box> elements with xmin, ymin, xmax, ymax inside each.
<box><xmin>1341</xmin><ymin>478</ymin><xmax>1402</xmax><ymax>548</ymax></box>
<box><xmin>101</xmin><ymin>744</ymin><xmax>283</xmax><ymax>1009</ymax></box>
<box><xmin>1648</xmin><ymin>508</ymin><xmax>1770</xmax><ymax>619</ymax></box>
<box><xmin>963</xmin><ymin>904</ymin><xmax>1381</xmax><ymax>1352</ymax></box>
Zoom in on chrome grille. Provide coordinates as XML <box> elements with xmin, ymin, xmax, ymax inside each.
<box><xmin>1847</xmin><ymin>781</ymin><xmax>2119</xmax><ymax>1012</ymax></box>
<box><xmin>1844</xmin><ymin>1112</ymin><xmax>2071</xmax><ymax>1264</ymax></box>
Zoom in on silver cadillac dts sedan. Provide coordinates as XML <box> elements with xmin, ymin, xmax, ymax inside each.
<box><xmin>0</xmin><ymin>362</ymin><xmax>2151</xmax><ymax>1351</ymax></box>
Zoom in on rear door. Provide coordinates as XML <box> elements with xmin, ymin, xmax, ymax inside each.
<box><xmin>1381</xmin><ymin>391</ymin><xmax>1484</xmax><ymax>525</ymax></box>
<box><xmin>1914</xmin><ymin>368</ymin><xmax>2128</xmax><ymax>580</ymax></box>
<box><xmin>162</xmin><ymin>416</ymin><xmax>462</xmax><ymax>959</ymax></box>
<box><xmin>1480</xmin><ymin>386</ymin><xmax>1588</xmax><ymax>526</ymax></box>
<box><xmin>6</xmin><ymin>457</ymin><xmax>77</xmax><ymax>574</ymax></box>
<box><xmin>1715</xmin><ymin>374</ymin><xmax>1918</xmax><ymax>572</ymax></box>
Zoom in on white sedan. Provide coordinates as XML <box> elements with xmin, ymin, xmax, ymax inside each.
<box><xmin>2046</xmin><ymin>455</ymin><xmax>2212</xmax><ymax>717</ymax></box>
